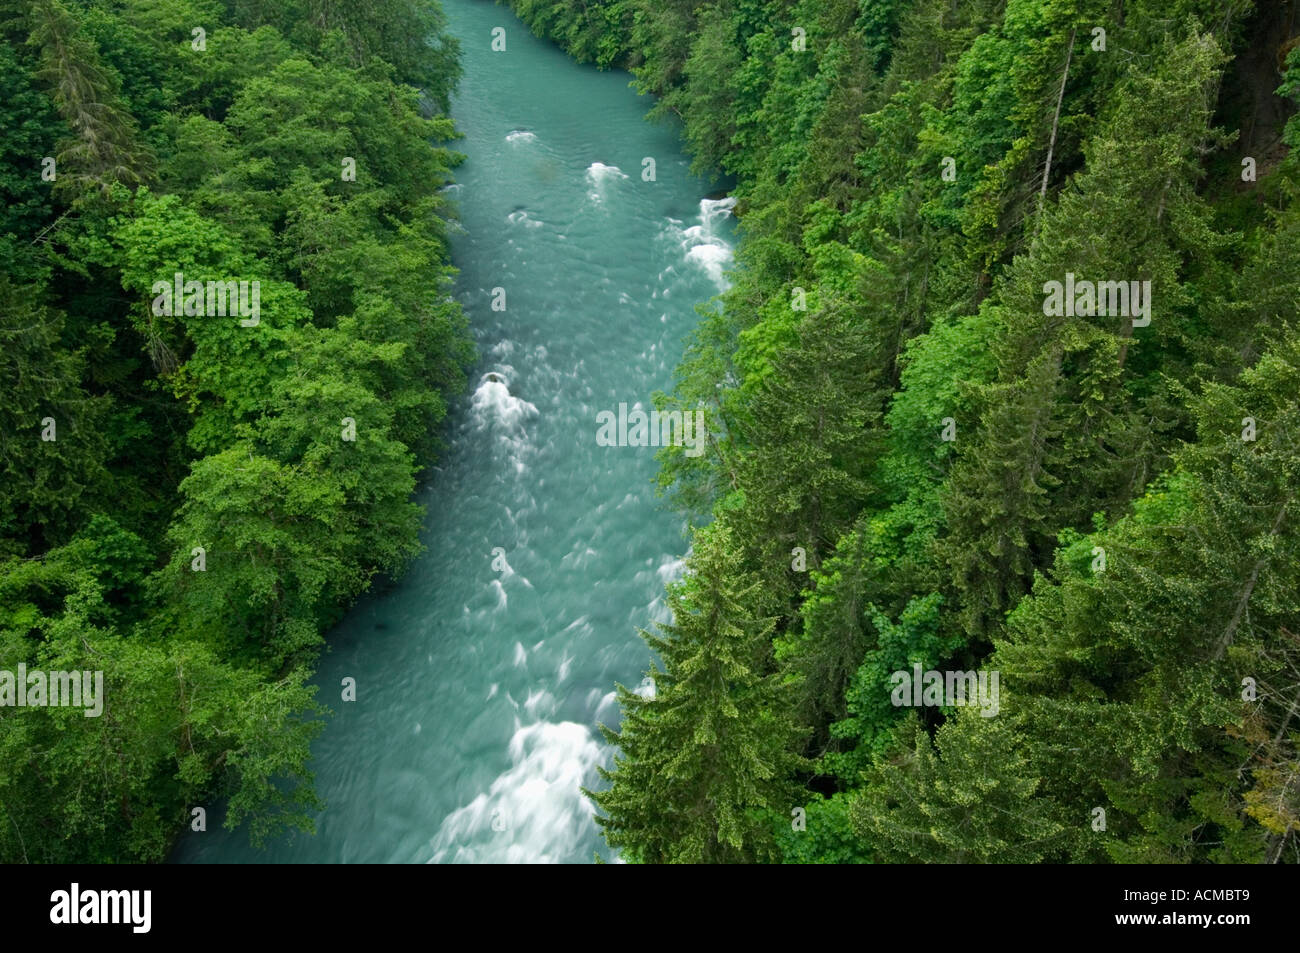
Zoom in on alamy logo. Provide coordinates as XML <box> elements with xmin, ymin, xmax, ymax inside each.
<box><xmin>50</xmin><ymin>883</ymin><xmax>150</xmax><ymax>933</ymax></box>
<box><xmin>151</xmin><ymin>270</ymin><xmax>261</xmax><ymax>326</ymax></box>
<box><xmin>0</xmin><ymin>665</ymin><xmax>103</xmax><ymax>717</ymax></box>
<box><xmin>890</xmin><ymin>664</ymin><xmax>1000</xmax><ymax>718</ymax></box>
<box><xmin>596</xmin><ymin>403</ymin><xmax>707</xmax><ymax>458</ymax></box>
<box><xmin>1042</xmin><ymin>273</ymin><xmax>1151</xmax><ymax>326</ymax></box>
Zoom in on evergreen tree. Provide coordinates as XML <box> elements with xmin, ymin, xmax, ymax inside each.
<box><xmin>588</xmin><ymin>521</ymin><xmax>807</xmax><ymax>862</ymax></box>
<box><xmin>26</xmin><ymin>0</ymin><xmax>154</xmax><ymax>197</ymax></box>
<box><xmin>851</xmin><ymin>714</ymin><xmax>1065</xmax><ymax>863</ymax></box>
<box><xmin>940</xmin><ymin>31</ymin><xmax>1231</xmax><ymax>640</ymax></box>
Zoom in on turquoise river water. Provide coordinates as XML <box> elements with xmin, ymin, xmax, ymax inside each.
<box><xmin>175</xmin><ymin>0</ymin><xmax>734</xmax><ymax>863</ymax></box>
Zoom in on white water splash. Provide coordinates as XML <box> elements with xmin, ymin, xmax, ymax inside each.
<box><xmin>667</xmin><ymin>196</ymin><xmax>736</xmax><ymax>288</ymax></box>
<box><xmin>522</xmin><ymin>688</ymin><xmax>556</xmax><ymax>719</ymax></box>
<box><xmin>507</xmin><ymin>209</ymin><xmax>543</xmax><ymax>228</ymax></box>
<box><xmin>656</xmin><ymin>554</ymin><xmax>687</xmax><ymax>585</ymax></box>
<box><xmin>585</xmin><ymin>162</ymin><xmax>628</xmax><ymax>203</ymax></box>
<box><xmin>593</xmin><ymin>690</ymin><xmax>619</xmax><ymax>724</ymax></box>
<box><xmin>470</xmin><ymin>372</ymin><xmax>539</xmax><ymax>475</ymax></box>
<box><xmin>506</xmin><ymin>129</ymin><xmax>537</xmax><ymax>143</ymax></box>
<box><xmin>470</xmin><ymin>372</ymin><xmax>536</xmax><ymax>430</ymax></box>
<box><xmin>427</xmin><ymin>721</ymin><xmax>604</xmax><ymax>863</ymax></box>
<box><xmin>648</xmin><ymin>554</ymin><xmax>688</xmax><ymax>625</ymax></box>
<box><xmin>490</xmin><ymin>578</ymin><xmax>507</xmax><ymax>611</ymax></box>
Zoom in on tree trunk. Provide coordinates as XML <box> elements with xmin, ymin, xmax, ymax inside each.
<box><xmin>1040</xmin><ymin>28</ymin><xmax>1077</xmax><ymax>208</ymax></box>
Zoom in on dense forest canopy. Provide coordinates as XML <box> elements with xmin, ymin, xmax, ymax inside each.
<box><xmin>4</xmin><ymin>0</ymin><xmax>1300</xmax><ymax>866</ymax></box>
<box><xmin>502</xmin><ymin>0</ymin><xmax>1300</xmax><ymax>863</ymax></box>
<box><xmin>0</xmin><ymin>0</ymin><xmax>470</xmax><ymax>862</ymax></box>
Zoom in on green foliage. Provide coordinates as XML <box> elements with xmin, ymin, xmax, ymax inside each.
<box><xmin>0</xmin><ymin>532</ymin><xmax>325</xmax><ymax>862</ymax></box>
<box><xmin>588</xmin><ymin>521</ymin><xmax>808</xmax><ymax>862</ymax></box>
<box><xmin>518</xmin><ymin>0</ymin><xmax>1300</xmax><ymax>864</ymax></box>
<box><xmin>7</xmin><ymin>0</ymin><xmax>1299</xmax><ymax>866</ymax></box>
<box><xmin>0</xmin><ymin>276</ymin><xmax>111</xmax><ymax>555</ymax></box>
<box><xmin>0</xmin><ymin>0</ymin><xmax>467</xmax><ymax>861</ymax></box>
<box><xmin>775</xmin><ymin>793</ymin><xmax>872</xmax><ymax>863</ymax></box>
<box><xmin>25</xmin><ymin>0</ymin><xmax>155</xmax><ymax>197</ymax></box>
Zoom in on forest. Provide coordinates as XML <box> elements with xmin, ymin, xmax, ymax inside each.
<box><xmin>0</xmin><ymin>0</ymin><xmax>470</xmax><ymax>862</ymax></box>
<box><xmin>3</xmin><ymin>0</ymin><xmax>1299</xmax><ymax>866</ymax></box>
<box><xmin>500</xmin><ymin>0</ymin><xmax>1300</xmax><ymax>863</ymax></box>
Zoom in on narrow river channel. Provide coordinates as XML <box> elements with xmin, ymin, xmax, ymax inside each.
<box><xmin>176</xmin><ymin>0</ymin><xmax>734</xmax><ymax>863</ymax></box>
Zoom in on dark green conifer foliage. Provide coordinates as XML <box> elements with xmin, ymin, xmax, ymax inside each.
<box><xmin>26</xmin><ymin>0</ymin><xmax>155</xmax><ymax>196</ymax></box>
<box><xmin>588</xmin><ymin>521</ymin><xmax>807</xmax><ymax>862</ymax></box>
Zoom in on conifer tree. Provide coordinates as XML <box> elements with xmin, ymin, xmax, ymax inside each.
<box><xmin>26</xmin><ymin>0</ymin><xmax>154</xmax><ymax>197</ymax></box>
<box><xmin>850</xmin><ymin>713</ymin><xmax>1064</xmax><ymax>863</ymax></box>
<box><xmin>732</xmin><ymin>294</ymin><xmax>882</xmax><ymax>592</ymax></box>
<box><xmin>587</xmin><ymin>521</ymin><xmax>807</xmax><ymax>863</ymax></box>
<box><xmin>881</xmin><ymin>320</ymin><xmax>1300</xmax><ymax>864</ymax></box>
<box><xmin>941</xmin><ymin>31</ymin><xmax>1230</xmax><ymax>639</ymax></box>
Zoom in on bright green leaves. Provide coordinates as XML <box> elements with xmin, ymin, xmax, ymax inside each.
<box><xmin>532</xmin><ymin>0</ymin><xmax>1300</xmax><ymax>867</ymax></box>
<box><xmin>0</xmin><ymin>0</ymin><xmax>467</xmax><ymax>860</ymax></box>
<box><xmin>0</xmin><ymin>535</ymin><xmax>325</xmax><ymax>862</ymax></box>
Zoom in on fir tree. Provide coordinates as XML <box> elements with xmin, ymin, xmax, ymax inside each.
<box><xmin>26</xmin><ymin>0</ymin><xmax>154</xmax><ymax>197</ymax></box>
<box><xmin>587</xmin><ymin>521</ymin><xmax>808</xmax><ymax>863</ymax></box>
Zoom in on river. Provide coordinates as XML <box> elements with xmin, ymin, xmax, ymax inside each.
<box><xmin>175</xmin><ymin>0</ymin><xmax>734</xmax><ymax>863</ymax></box>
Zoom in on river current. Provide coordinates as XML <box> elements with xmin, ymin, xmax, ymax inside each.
<box><xmin>176</xmin><ymin>0</ymin><xmax>734</xmax><ymax>863</ymax></box>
